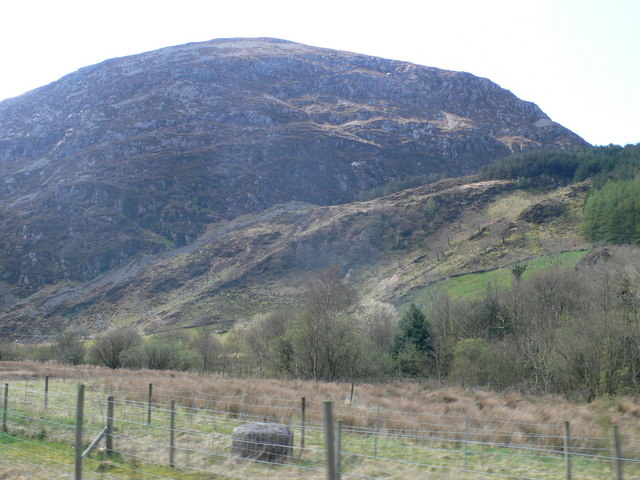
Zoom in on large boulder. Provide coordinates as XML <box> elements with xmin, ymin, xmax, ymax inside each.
<box><xmin>232</xmin><ymin>422</ymin><xmax>294</xmax><ymax>463</ymax></box>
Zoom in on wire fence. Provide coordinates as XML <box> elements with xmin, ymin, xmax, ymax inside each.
<box><xmin>0</xmin><ymin>375</ymin><xmax>639</xmax><ymax>479</ymax></box>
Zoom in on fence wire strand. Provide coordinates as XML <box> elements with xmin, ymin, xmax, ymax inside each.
<box><xmin>1</xmin><ymin>376</ymin><xmax>640</xmax><ymax>479</ymax></box>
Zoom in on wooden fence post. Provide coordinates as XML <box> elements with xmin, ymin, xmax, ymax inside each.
<box><xmin>106</xmin><ymin>396</ymin><xmax>114</xmax><ymax>456</ymax></box>
<box><xmin>464</xmin><ymin>414</ymin><xmax>471</xmax><ymax>469</ymax></box>
<box><xmin>610</xmin><ymin>424</ymin><xmax>623</xmax><ymax>480</ymax></box>
<box><xmin>75</xmin><ymin>384</ymin><xmax>85</xmax><ymax>480</ymax></box>
<box><xmin>564</xmin><ymin>420</ymin><xmax>572</xmax><ymax>480</ymax></box>
<box><xmin>169</xmin><ymin>400</ymin><xmax>176</xmax><ymax>468</ymax></box>
<box><xmin>2</xmin><ymin>383</ymin><xmax>8</xmax><ymax>432</ymax></box>
<box><xmin>373</xmin><ymin>407</ymin><xmax>380</xmax><ymax>456</ymax></box>
<box><xmin>336</xmin><ymin>420</ymin><xmax>342</xmax><ymax>480</ymax></box>
<box><xmin>147</xmin><ymin>383</ymin><xmax>153</xmax><ymax>426</ymax></box>
<box><xmin>324</xmin><ymin>401</ymin><xmax>337</xmax><ymax>480</ymax></box>
<box><xmin>44</xmin><ymin>376</ymin><xmax>49</xmax><ymax>411</ymax></box>
<box><xmin>349</xmin><ymin>383</ymin><xmax>355</xmax><ymax>404</ymax></box>
<box><xmin>300</xmin><ymin>396</ymin><xmax>306</xmax><ymax>459</ymax></box>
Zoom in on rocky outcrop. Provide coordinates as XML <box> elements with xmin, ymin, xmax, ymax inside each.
<box><xmin>518</xmin><ymin>198</ymin><xmax>566</xmax><ymax>224</ymax></box>
<box><xmin>0</xmin><ymin>38</ymin><xmax>588</xmax><ymax>296</ymax></box>
<box><xmin>232</xmin><ymin>422</ymin><xmax>293</xmax><ymax>463</ymax></box>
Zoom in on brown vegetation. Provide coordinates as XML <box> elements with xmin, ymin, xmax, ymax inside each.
<box><xmin>2</xmin><ymin>359</ymin><xmax>640</xmax><ymax>448</ymax></box>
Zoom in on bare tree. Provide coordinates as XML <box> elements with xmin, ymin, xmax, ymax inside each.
<box><xmin>224</xmin><ymin>322</ymin><xmax>251</xmax><ymax>376</ymax></box>
<box><xmin>245</xmin><ymin>308</ymin><xmax>292</xmax><ymax>375</ymax></box>
<box><xmin>191</xmin><ymin>328</ymin><xmax>222</xmax><ymax>373</ymax></box>
<box><xmin>353</xmin><ymin>300</ymin><xmax>398</xmax><ymax>350</ymax></box>
<box><xmin>89</xmin><ymin>328</ymin><xmax>141</xmax><ymax>369</ymax></box>
<box><xmin>53</xmin><ymin>328</ymin><xmax>86</xmax><ymax>365</ymax></box>
<box><xmin>290</xmin><ymin>265</ymin><xmax>359</xmax><ymax>380</ymax></box>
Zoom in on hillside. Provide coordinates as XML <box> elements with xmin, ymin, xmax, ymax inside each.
<box><xmin>0</xmin><ymin>174</ymin><xmax>591</xmax><ymax>337</ymax></box>
<box><xmin>0</xmin><ymin>38</ymin><xmax>588</xmax><ymax>303</ymax></box>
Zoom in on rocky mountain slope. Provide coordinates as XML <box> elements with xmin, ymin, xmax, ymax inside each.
<box><xmin>1</xmin><ymin>174</ymin><xmax>591</xmax><ymax>338</ymax></box>
<box><xmin>0</xmin><ymin>38</ymin><xmax>587</xmax><ymax>295</ymax></box>
<box><xmin>0</xmin><ymin>38</ymin><xmax>589</xmax><ymax>334</ymax></box>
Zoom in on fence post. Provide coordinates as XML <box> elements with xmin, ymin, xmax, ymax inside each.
<box><xmin>464</xmin><ymin>414</ymin><xmax>471</xmax><ymax>469</ymax></box>
<box><xmin>44</xmin><ymin>376</ymin><xmax>49</xmax><ymax>411</ymax></box>
<box><xmin>106</xmin><ymin>396</ymin><xmax>114</xmax><ymax>456</ymax></box>
<box><xmin>147</xmin><ymin>383</ymin><xmax>153</xmax><ymax>426</ymax></box>
<box><xmin>300</xmin><ymin>396</ymin><xmax>306</xmax><ymax>459</ymax></box>
<box><xmin>336</xmin><ymin>420</ymin><xmax>342</xmax><ymax>480</ymax></box>
<box><xmin>373</xmin><ymin>407</ymin><xmax>380</xmax><ymax>457</ymax></box>
<box><xmin>169</xmin><ymin>400</ymin><xmax>176</xmax><ymax>468</ymax></box>
<box><xmin>349</xmin><ymin>383</ymin><xmax>355</xmax><ymax>404</ymax></box>
<box><xmin>2</xmin><ymin>383</ymin><xmax>8</xmax><ymax>432</ymax></box>
<box><xmin>610</xmin><ymin>424</ymin><xmax>623</xmax><ymax>480</ymax></box>
<box><xmin>75</xmin><ymin>384</ymin><xmax>85</xmax><ymax>480</ymax></box>
<box><xmin>564</xmin><ymin>420</ymin><xmax>572</xmax><ymax>480</ymax></box>
<box><xmin>324</xmin><ymin>401</ymin><xmax>337</xmax><ymax>480</ymax></box>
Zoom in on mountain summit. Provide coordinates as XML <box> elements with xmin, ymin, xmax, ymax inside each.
<box><xmin>0</xmin><ymin>38</ymin><xmax>587</xmax><ymax>299</ymax></box>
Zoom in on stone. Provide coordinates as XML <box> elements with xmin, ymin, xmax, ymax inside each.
<box><xmin>232</xmin><ymin>422</ymin><xmax>294</xmax><ymax>463</ymax></box>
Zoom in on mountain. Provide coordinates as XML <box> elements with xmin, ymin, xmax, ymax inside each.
<box><xmin>0</xmin><ymin>38</ymin><xmax>588</xmax><ymax>334</ymax></box>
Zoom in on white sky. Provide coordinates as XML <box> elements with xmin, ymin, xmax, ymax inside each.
<box><xmin>1</xmin><ymin>0</ymin><xmax>638</xmax><ymax>146</ymax></box>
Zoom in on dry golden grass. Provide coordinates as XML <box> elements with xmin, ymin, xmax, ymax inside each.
<box><xmin>4</xmin><ymin>361</ymin><xmax>640</xmax><ymax>479</ymax></box>
<box><xmin>2</xmin><ymin>360</ymin><xmax>639</xmax><ymax>449</ymax></box>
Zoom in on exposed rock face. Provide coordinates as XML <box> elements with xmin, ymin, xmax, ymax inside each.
<box><xmin>0</xmin><ymin>37</ymin><xmax>587</xmax><ymax>296</ymax></box>
<box><xmin>518</xmin><ymin>198</ymin><xmax>566</xmax><ymax>224</ymax></box>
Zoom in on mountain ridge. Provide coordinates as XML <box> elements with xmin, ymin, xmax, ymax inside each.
<box><xmin>0</xmin><ymin>38</ymin><xmax>589</xmax><ymax>333</ymax></box>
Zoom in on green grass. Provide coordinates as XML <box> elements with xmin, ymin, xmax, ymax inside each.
<box><xmin>414</xmin><ymin>250</ymin><xmax>588</xmax><ymax>302</ymax></box>
<box><xmin>0</xmin><ymin>432</ymin><xmax>214</xmax><ymax>480</ymax></box>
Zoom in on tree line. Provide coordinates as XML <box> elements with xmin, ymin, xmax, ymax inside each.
<box><xmin>479</xmin><ymin>143</ymin><xmax>640</xmax><ymax>187</ymax></box>
<box><xmin>3</xmin><ymin>249</ymin><xmax>640</xmax><ymax>401</ymax></box>
<box><xmin>583</xmin><ymin>176</ymin><xmax>640</xmax><ymax>244</ymax></box>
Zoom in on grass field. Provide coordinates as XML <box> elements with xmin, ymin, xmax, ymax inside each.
<box><xmin>412</xmin><ymin>250</ymin><xmax>588</xmax><ymax>303</ymax></box>
<box><xmin>1</xmin><ymin>361</ymin><xmax>640</xmax><ymax>479</ymax></box>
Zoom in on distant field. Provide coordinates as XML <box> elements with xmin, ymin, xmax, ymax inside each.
<box><xmin>413</xmin><ymin>250</ymin><xmax>588</xmax><ymax>303</ymax></box>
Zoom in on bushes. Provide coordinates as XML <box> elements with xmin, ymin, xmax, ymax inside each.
<box><xmin>243</xmin><ymin>267</ymin><xmax>400</xmax><ymax>381</ymax></box>
<box><xmin>422</xmin><ymin>245</ymin><xmax>640</xmax><ymax>395</ymax></box>
<box><xmin>0</xmin><ymin>340</ymin><xmax>20</xmax><ymax>361</ymax></box>
<box><xmin>89</xmin><ymin>328</ymin><xmax>142</xmax><ymax>369</ymax></box>
<box><xmin>53</xmin><ymin>329</ymin><xmax>86</xmax><ymax>365</ymax></box>
<box><xmin>452</xmin><ymin>338</ymin><xmax>489</xmax><ymax>387</ymax></box>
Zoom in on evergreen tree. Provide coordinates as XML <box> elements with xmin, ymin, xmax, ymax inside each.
<box><xmin>391</xmin><ymin>304</ymin><xmax>433</xmax><ymax>375</ymax></box>
<box><xmin>584</xmin><ymin>176</ymin><xmax>640</xmax><ymax>244</ymax></box>
<box><xmin>391</xmin><ymin>304</ymin><xmax>432</xmax><ymax>354</ymax></box>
